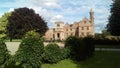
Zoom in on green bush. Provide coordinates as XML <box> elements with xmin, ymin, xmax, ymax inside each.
<box><xmin>0</xmin><ymin>39</ymin><xmax>10</xmax><ymax>68</ymax></box>
<box><xmin>60</xmin><ymin>47</ymin><xmax>70</xmax><ymax>59</ymax></box>
<box><xmin>13</xmin><ymin>37</ymin><xmax>44</xmax><ymax>68</ymax></box>
<box><xmin>42</xmin><ymin>43</ymin><xmax>62</xmax><ymax>63</ymax></box>
<box><xmin>65</xmin><ymin>36</ymin><xmax>95</xmax><ymax>61</ymax></box>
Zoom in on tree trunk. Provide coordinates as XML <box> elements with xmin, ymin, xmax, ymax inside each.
<box><xmin>10</xmin><ymin>38</ymin><xmax>12</xmax><ymax>42</ymax></box>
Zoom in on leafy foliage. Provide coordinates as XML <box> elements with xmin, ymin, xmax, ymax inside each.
<box><xmin>13</xmin><ymin>37</ymin><xmax>44</xmax><ymax>68</ymax></box>
<box><xmin>65</xmin><ymin>36</ymin><xmax>95</xmax><ymax>61</ymax></box>
<box><xmin>0</xmin><ymin>39</ymin><xmax>10</xmax><ymax>67</ymax></box>
<box><xmin>42</xmin><ymin>43</ymin><xmax>62</xmax><ymax>63</ymax></box>
<box><xmin>60</xmin><ymin>47</ymin><xmax>70</xmax><ymax>59</ymax></box>
<box><xmin>107</xmin><ymin>0</ymin><xmax>120</xmax><ymax>36</ymax></box>
<box><xmin>24</xmin><ymin>30</ymin><xmax>41</xmax><ymax>39</ymax></box>
<box><xmin>6</xmin><ymin>7</ymin><xmax>48</xmax><ymax>41</ymax></box>
<box><xmin>0</xmin><ymin>12</ymin><xmax>11</xmax><ymax>38</ymax></box>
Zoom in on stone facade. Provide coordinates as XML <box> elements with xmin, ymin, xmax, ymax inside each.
<box><xmin>45</xmin><ymin>9</ymin><xmax>94</xmax><ymax>41</ymax></box>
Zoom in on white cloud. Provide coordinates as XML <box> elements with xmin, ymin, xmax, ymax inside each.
<box><xmin>95</xmin><ymin>27</ymin><xmax>102</xmax><ymax>33</ymax></box>
<box><xmin>44</xmin><ymin>2</ymin><xmax>61</xmax><ymax>8</ymax></box>
<box><xmin>50</xmin><ymin>15</ymin><xmax>63</xmax><ymax>22</ymax></box>
<box><xmin>8</xmin><ymin>8</ymin><xmax>14</xmax><ymax>12</ymax></box>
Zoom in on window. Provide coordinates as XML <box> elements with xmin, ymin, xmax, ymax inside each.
<box><xmin>57</xmin><ymin>24</ymin><xmax>60</xmax><ymax>27</ymax></box>
<box><xmin>53</xmin><ymin>34</ymin><xmax>55</xmax><ymax>40</ymax></box>
<box><xmin>81</xmin><ymin>27</ymin><xmax>84</xmax><ymax>30</ymax></box>
<box><xmin>66</xmin><ymin>33</ymin><xmax>68</xmax><ymax>37</ymax></box>
<box><xmin>87</xmin><ymin>26</ymin><xmax>89</xmax><ymax>30</ymax></box>
<box><xmin>53</xmin><ymin>28</ymin><xmax>55</xmax><ymax>31</ymax></box>
<box><xmin>57</xmin><ymin>33</ymin><xmax>60</xmax><ymax>38</ymax></box>
<box><xmin>81</xmin><ymin>33</ymin><xmax>84</xmax><ymax>36</ymax></box>
<box><xmin>84</xmin><ymin>21</ymin><xmax>87</xmax><ymax>24</ymax></box>
<box><xmin>66</xmin><ymin>29</ymin><xmax>68</xmax><ymax>31</ymax></box>
<box><xmin>87</xmin><ymin>32</ymin><xmax>89</xmax><ymax>35</ymax></box>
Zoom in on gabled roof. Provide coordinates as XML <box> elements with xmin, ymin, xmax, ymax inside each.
<box><xmin>82</xmin><ymin>17</ymin><xmax>90</xmax><ymax>21</ymax></box>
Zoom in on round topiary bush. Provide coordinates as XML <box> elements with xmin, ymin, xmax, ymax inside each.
<box><xmin>13</xmin><ymin>36</ymin><xmax>44</xmax><ymax>68</ymax></box>
<box><xmin>42</xmin><ymin>43</ymin><xmax>62</xmax><ymax>63</ymax></box>
<box><xmin>0</xmin><ymin>39</ymin><xmax>10</xmax><ymax>68</ymax></box>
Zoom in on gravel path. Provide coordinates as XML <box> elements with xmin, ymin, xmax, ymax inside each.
<box><xmin>5</xmin><ymin>42</ymin><xmax>120</xmax><ymax>55</ymax></box>
<box><xmin>95</xmin><ymin>48</ymin><xmax>120</xmax><ymax>51</ymax></box>
<box><xmin>6</xmin><ymin>42</ymin><xmax>20</xmax><ymax>55</ymax></box>
<box><xmin>5</xmin><ymin>42</ymin><xmax>64</xmax><ymax>55</ymax></box>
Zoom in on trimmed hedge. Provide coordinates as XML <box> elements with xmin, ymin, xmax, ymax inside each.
<box><xmin>94</xmin><ymin>37</ymin><xmax>120</xmax><ymax>45</ymax></box>
<box><xmin>42</xmin><ymin>43</ymin><xmax>62</xmax><ymax>63</ymax></box>
<box><xmin>65</xmin><ymin>36</ymin><xmax>95</xmax><ymax>61</ymax></box>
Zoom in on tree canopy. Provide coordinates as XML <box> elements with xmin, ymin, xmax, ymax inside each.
<box><xmin>0</xmin><ymin>12</ymin><xmax>11</xmax><ymax>38</ymax></box>
<box><xmin>6</xmin><ymin>7</ymin><xmax>48</xmax><ymax>41</ymax></box>
<box><xmin>107</xmin><ymin>0</ymin><xmax>120</xmax><ymax>36</ymax></box>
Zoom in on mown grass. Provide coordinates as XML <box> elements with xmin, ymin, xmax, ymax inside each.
<box><xmin>42</xmin><ymin>51</ymin><xmax>120</xmax><ymax>68</ymax></box>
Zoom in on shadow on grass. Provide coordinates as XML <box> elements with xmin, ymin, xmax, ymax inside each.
<box><xmin>72</xmin><ymin>51</ymin><xmax>120</xmax><ymax>68</ymax></box>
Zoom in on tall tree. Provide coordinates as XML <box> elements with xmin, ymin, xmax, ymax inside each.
<box><xmin>107</xmin><ymin>0</ymin><xmax>120</xmax><ymax>36</ymax></box>
<box><xmin>6</xmin><ymin>7</ymin><xmax>48</xmax><ymax>41</ymax></box>
<box><xmin>0</xmin><ymin>12</ymin><xmax>11</xmax><ymax>38</ymax></box>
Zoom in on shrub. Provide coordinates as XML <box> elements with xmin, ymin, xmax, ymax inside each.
<box><xmin>13</xmin><ymin>37</ymin><xmax>44</xmax><ymax>68</ymax></box>
<box><xmin>65</xmin><ymin>36</ymin><xmax>95</xmax><ymax>61</ymax></box>
<box><xmin>0</xmin><ymin>39</ymin><xmax>10</xmax><ymax>68</ymax></box>
<box><xmin>60</xmin><ymin>47</ymin><xmax>70</xmax><ymax>59</ymax></box>
<box><xmin>42</xmin><ymin>43</ymin><xmax>62</xmax><ymax>63</ymax></box>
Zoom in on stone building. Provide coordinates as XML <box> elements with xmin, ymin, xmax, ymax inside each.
<box><xmin>45</xmin><ymin>9</ymin><xmax>94</xmax><ymax>41</ymax></box>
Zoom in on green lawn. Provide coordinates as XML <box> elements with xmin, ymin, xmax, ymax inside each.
<box><xmin>42</xmin><ymin>51</ymin><xmax>120</xmax><ymax>68</ymax></box>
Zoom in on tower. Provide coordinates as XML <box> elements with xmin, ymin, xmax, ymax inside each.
<box><xmin>90</xmin><ymin>8</ymin><xmax>94</xmax><ymax>23</ymax></box>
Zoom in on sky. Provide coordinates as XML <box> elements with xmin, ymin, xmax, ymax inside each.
<box><xmin>0</xmin><ymin>0</ymin><xmax>113</xmax><ymax>33</ymax></box>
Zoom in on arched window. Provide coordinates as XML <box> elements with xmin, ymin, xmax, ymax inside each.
<box><xmin>57</xmin><ymin>24</ymin><xmax>60</xmax><ymax>27</ymax></box>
